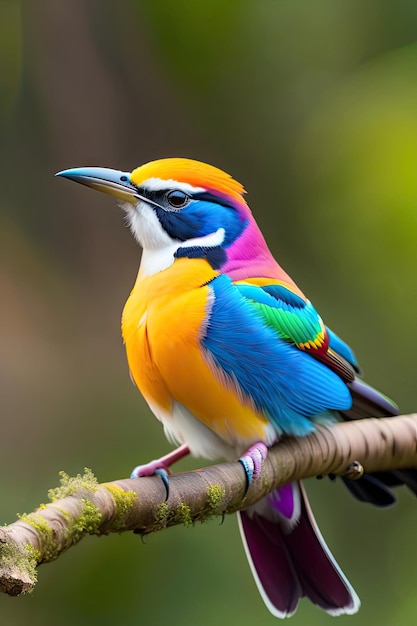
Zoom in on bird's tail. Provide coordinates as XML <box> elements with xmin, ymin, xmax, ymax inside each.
<box><xmin>237</xmin><ymin>482</ymin><xmax>360</xmax><ymax>618</ymax></box>
<box><xmin>340</xmin><ymin>378</ymin><xmax>417</xmax><ymax>505</ymax></box>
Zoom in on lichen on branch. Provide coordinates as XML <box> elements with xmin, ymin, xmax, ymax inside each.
<box><xmin>1</xmin><ymin>414</ymin><xmax>417</xmax><ymax>597</ymax></box>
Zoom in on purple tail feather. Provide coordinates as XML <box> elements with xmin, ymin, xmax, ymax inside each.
<box><xmin>237</xmin><ymin>482</ymin><xmax>360</xmax><ymax>618</ymax></box>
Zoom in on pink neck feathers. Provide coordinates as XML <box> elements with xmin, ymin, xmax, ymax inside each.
<box><xmin>222</xmin><ymin>215</ymin><xmax>297</xmax><ymax>287</ymax></box>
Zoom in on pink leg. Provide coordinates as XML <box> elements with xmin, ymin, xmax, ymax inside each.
<box><xmin>130</xmin><ymin>443</ymin><xmax>190</xmax><ymax>479</ymax></box>
<box><xmin>130</xmin><ymin>443</ymin><xmax>190</xmax><ymax>499</ymax></box>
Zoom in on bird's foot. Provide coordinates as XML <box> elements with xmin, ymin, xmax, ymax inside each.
<box><xmin>238</xmin><ymin>442</ymin><xmax>268</xmax><ymax>489</ymax></box>
<box><xmin>130</xmin><ymin>461</ymin><xmax>171</xmax><ymax>499</ymax></box>
<box><xmin>130</xmin><ymin>444</ymin><xmax>190</xmax><ymax>500</ymax></box>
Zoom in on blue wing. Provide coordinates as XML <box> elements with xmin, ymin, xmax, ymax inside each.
<box><xmin>202</xmin><ymin>275</ymin><xmax>352</xmax><ymax>437</ymax></box>
<box><xmin>237</xmin><ymin>281</ymin><xmax>359</xmax><ymax>363</ymax></box>
<box><xmin>225</xmin><ymin>279</ymin><xmax>413</xmax><ymax>508</ymax></box>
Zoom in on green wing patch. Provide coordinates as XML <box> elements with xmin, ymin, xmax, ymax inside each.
<box><xmin>236</xmin><ymin>282</ymin><xmax>328</xmax><ymax>352</ymax></box>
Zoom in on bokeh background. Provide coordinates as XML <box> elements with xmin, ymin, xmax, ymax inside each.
<box><xmin>1</xmin><ymin>1</ymin><xmax>417</xmax><ymax>625</ymax></box>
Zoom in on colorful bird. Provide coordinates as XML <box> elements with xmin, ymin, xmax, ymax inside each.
<box><xmin>57</xmin><ymin>158</ymin><xmax>415</xmax><ymax>618</ymax></box>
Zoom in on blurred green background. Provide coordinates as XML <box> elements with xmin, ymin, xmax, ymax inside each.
<box><xmin>1</xmin><ymin>1</ymin><xmax>417</xmax><ymax>624</ymax></box>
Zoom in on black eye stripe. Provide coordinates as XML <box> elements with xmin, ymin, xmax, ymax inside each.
<box><xmin>130</xmin><ymin>186</ymin><xmax>191</xmax><ymax>211</ymax></box>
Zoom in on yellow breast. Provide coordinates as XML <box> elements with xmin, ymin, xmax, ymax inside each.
<box><xmin>122</xmin><ymin>257</ymin><xmax>270</xmax><ymax>451</ymax></box>
<box><xmin>122</xmin><ymin>258</ymin><xmax>215</xmax><ymax>414</ymax></box>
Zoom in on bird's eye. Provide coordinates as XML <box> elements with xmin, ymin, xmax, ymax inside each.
<box><xmin>166</xmin><ymin>190</ymin><xmax>189</xmax><ymax>209</ymax></box>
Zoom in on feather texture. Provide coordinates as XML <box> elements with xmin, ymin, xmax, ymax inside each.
<box><xmin>238</xmin><ymin>483</ymin><xmax>360</xmax><ymax>617</ymax></box>
<box><xmin>203</xmin><ymin>274</ymin><xmax>352</xmax><ymax>436</ymax></box>
<box><xmin>59</xmin><ymin>157</ymin><xmax>416</xmax><ymax>618</ymax></box>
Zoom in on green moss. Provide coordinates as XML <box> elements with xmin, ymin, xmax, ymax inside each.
<box><xmin>71</xmin><ymin>499</ymin><xmax>103</xmax><ymax>538</ymax></box>
<box><xmin>154</xmin><ymin>502</ymin><xmax>170</xmax><ymax>529</ymax></box>
<box><xmin>18</xmin><ymin>513</ymin><xmax>60</xmax><ymax>562</ymax></box>
<box><xmin>23</xmin><ymin>545</ymin><xmax>41</xmax><ymax>582</ymax></box>
<box><xmin>0</xmin><ymin>541</ymin><xmax>40</xmax><ymax>589</ymax></box>
<box><xmin>18</xmin><ymin>498</ymin><xmax>102</xmax><ymax>563</ymax></box>
<box><xmin>154</xmin><ymin>501</ymin><xmax>195</xmax><ymax>530</ymax></box>
<box><xmin>174</xmin><ymin>503</ymin><xmax>193</xmax><ymax>527</ymax></box>
<box><xmin>206</xmin><ymin>484</ymin><xmax>225</xmax><ymax>517</ymax></box>
<box><xmin>103</xmin><ymin>484</ymin><xmax>137</xmax><ymax>531</ymax></box>
<box><xmin>48</xmin><ymin>468</ymin><xmax>98</xmax><ymax>502</ymax></box>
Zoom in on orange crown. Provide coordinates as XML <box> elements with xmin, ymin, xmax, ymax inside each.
<box><xmin>130</xmin><ymin>158</ymin><xmax>246</xmax><ymax>204</ymax></box>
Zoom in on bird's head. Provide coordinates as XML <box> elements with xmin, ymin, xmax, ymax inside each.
<box><xmin>56</xmin><ymin>158</ymin><xmax>278</xmax><ymax>279</ymax></box>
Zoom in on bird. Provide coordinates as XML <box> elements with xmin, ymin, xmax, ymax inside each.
<box><xmin>56</xmin><ymin>158</ymin><xmax>416</xmax><ymax>618</ymax></box>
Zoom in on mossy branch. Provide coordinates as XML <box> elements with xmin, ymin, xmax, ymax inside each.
<box><xmin>1</xmin><ymin>414</ymin><xmax>417</xmax><ymax>597</ymax></box>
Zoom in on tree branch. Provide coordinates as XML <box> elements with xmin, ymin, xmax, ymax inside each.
<box><xmin>1</xmin><ymin>414</ymin><xmax>417</xmax><ymax>597</ymax></box>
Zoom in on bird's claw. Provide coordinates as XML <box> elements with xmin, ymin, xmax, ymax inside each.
<box><xmin>130</xmin><ymin>461</ymin><xmax>171</xmax><ymax>500</ymax></box>
<box><xmin>130</xmin><ymin>445</ymin><xmax>190</xmax><ymax>502</ymax></box>
<box><xmin>238</xmin><ymin>442</ymin><xmax>268</xmax><ymax>490</ymax></box>
<box><xmin>154</xmin><ymin>468</ymin><xmax>170</xmax><ymax>499</ymax></box>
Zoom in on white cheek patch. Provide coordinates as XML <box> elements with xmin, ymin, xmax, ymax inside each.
<box><xmin>139</xmin><ymin>227</ymin><xmax>226</xmax><ymax>277</ymax></box>
<box><xmin>178</xmin><ymin>227</ymin><xmax>225</xmax><ymax>251</ymax></box>
<box><xmin>122</xmin><ymin>201</ymin><xmax>173</xmax><ymax>249</ymax></box>
<box><xmin>122</xmin><ymin>199</ymin><xmax>226</xmax><ymax>278</ymax></box>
